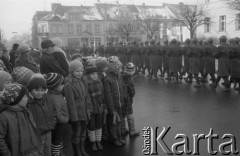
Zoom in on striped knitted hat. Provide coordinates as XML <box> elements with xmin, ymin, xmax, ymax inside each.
<box><xmin>11</xmin><ymin>67</ymin><xmax>34</xmax><ymax>86</ymax></box>
<box><xmin>125</xmin><ymin>62</ymin><xmax>136</xmax><ymax>75</ymax></box>
<box><xmin>44</xmin><ymin>73</ymin><xmax>64</xmax><ymax>90</ymax></box>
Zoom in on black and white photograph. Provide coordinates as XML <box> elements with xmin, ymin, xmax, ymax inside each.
<box><xmin>0</xmin><ymin>0</ymin><xmax>240</xmax><ymax>155</ymax></box>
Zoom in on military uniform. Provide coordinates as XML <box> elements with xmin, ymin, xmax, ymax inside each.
<box><xmin>213</xmin><ymin>36</ymin><xmax>231</xmax><ymax>89</ymax></box>
<box><xmin>168</xmin><ymin>39</ymin><xmax>182</xmax><ymax>81</ymax></box>
<box><xmin>204</xmin><ymin>38</ymin><xmax>216</xmax><ymax>82</ymax></box>
<box><xmin>115</xmin><ymin>43</ymin><xmax>127</xmax><ymax>66</ymax></box>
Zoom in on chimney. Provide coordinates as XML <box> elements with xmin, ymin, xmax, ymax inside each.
<box><xmin>51</xmin><ymin>3</ymin><xmax>61</xmax><ymax>11</ymax></box>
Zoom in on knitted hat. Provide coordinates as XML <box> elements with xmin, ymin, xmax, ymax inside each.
<box><xmin>11</xmin><ymin>67</ymin><xmax>34</xmax><ymax>86</ymax></box>
<box><xmin>85</xmin><ymin>62</ymin><xmax>98</xmax><ymax>75</ymax></box>
<box><xmin>125</xmin><ymin>62</ymin><xmax>136</xmax><ymax>75</ymax></box>
<box><xmin>96</xmin><ymin>57</ymin><xmax>108</xmax><ymax>72</ymax></box>
<box><xmin>44</xmin><ymin>73</ymin><xmax>64</xmax><ymax>90</ymax></box>
<box><xmin>18</xmin><ymin>44</ymin><xmax>31</xmax><ymax>54</ymax></box>
<box><xmin>69</xmin><ymin>60</ymin><xmax>83</xmax><ymax>73</ymax></box>
<box><xmin>108</xmin><ymin>56</ymin><xmax>119</xmax><ymax>63</ymax></box>
<box><xmin>28</xmin><ymin>73</ymin><xmax>47</xmax><ymax>91</ymax></box>
<box><xmin>0</xmin><ymin>71</ymin><xmax>12</xmax><ymax>91</ymax></box>
<box><xmin>108</xmin><ymin>60</ymin><xmax>122</xmax><ymax>74</ymax></box>
<box><xmin>0</xmin><ymin>84</ymin><xmax>27</xmax><ymax>106</ymax></box>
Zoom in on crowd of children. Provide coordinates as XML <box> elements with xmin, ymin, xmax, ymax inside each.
<box><xmin>0</xmin><ymin>39</ymin><xmax>140</xmax><ymax>156</ymax></box>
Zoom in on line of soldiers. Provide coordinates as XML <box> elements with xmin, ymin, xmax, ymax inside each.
<box><xmin>94</xmin><ymin>35</ymin><xmax>240</xmax><ymax>91</ymax></box>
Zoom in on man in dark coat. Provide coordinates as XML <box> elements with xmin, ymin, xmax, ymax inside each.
<box><xmin>198</xmin><ymin>39</ymin><xmax>206</xmax><ymax>81</ymax></box>
<box><xmin>162</xmin><ymin>40</ymin><xmax>170</xmax><ymax>79</ymax></box>
<box><xmin>9</xmin><ymin>43</ymin><xmax>19</xmax><ymax>67</ymax></box>
<box><xmin>95</xmin><ymin>43</ymin><xmax>104</xmax><ymax>57</ymax></box>
<box><xmin>148</xmin><ymin>39</ymin><xmax>159</xmax><ymax>80</ymax></box>
<box><xmin>156</xmin><ymin>41</ymin><xmax>163</xmax><ymax>77</ymax></box>
<box><xmin>39</xmin><ymin>40</ymin><xmax>67</xmax><ymax>77</ymax></box>
<box><xmin>203</xmin><ymin>38</ymin><xmax>217</xmax><ymax>85</ymax></box>
<box><xmin>104</xmin><ymin>42</ymin><xmax>115</xmax><ymax>58</ymax></box>
<box><xmin>230</xmin><ymin>37</ymin><xmax>240</xmax><ymax>90</ymax></box>
<box><xmin>128</xmin><ymin>41</ymin><xmax>140</xmax><ymax>75</ymax></box>
<box><xmin>115</xmin><ymin>41</ymin><xmax>127</xmax><ymax>66</ymax></box>
<box><xmin>213</xmin><ymin>36</ymin><xmax>231</xmax><ymax>90</ymax></box>
<box><xmin>182</xmin><ymin>39</ymin><xmax>192</xmax><ymax>83</ymax></box>
<box><xmin>168</xmin><ymin>39</ymin><xmax>182</xmax><ymax>83</ymax></box>
<box><xmin>142</xmin><ymin>41</ymin><xmax>150</xmax><ymax>75</ymax></box>
<box><xmin>187</xmin><ymin>38</ymin><xmax>203</xmax><ymax>87</ymax></box>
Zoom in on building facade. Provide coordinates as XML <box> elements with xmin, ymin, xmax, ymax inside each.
<box><xmin>196</xmin><ymin>0</ymin><xmax>240</xmax><ymax>41</ymax></box>
<box><xmin>32</xmin><ymin>3</ymin><xmax>191</xmax><ymax>49</ymax></box>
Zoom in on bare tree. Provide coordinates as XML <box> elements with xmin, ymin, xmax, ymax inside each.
<box><xmin>170</xmin><ymin>3</ymin><xmax>207</xmax><ymax>39</ymax></box>
<box><xmin>106</xmin><ymin>26</ymin><xmax>118</xmax><ymax>43</ymax></box>
<box><xmin>139</xmin><ymin>18</ymin><xmax>161</xmax><ymax>40</ymax></box>
<box><xmin>115</xmin><ymin>19</ymin><xmax>139</xmax><ymax>42</ymax></box>
<box><xmin>224</xmin><ymin>0</ymin><xmax>240</xmax><ymax>11</ymax></box>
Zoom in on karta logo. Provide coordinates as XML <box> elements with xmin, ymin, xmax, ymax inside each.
<box><xmin>142</xmin><ymin>127</ymin><xmax>239</xmax><ymax>155</ymax></box>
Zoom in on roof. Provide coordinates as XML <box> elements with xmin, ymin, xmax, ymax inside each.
<box><xmin>41</xmin><ymin>4</ymin><xmax>103</xmax><ymax>21</ymax></box>
<box><xmin>37</xmin><ymin>3</ymin><xmax>195</xmax><ymax>22</ymax></box>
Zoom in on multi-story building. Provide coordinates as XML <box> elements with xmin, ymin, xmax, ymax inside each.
<box><xmin>196</xmin><ymin>0</ymin><xmax>240</xmax><ymax>41</ymax></box>
<box><xmin>32</xmin><ymin>3</ymin><xmax>191</xmax><ymax>49</ymax></box>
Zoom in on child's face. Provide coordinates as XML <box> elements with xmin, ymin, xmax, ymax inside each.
<box><xmin>55</xmin><ymin>84</ymin><xmax>64</xmax><ymax>92</ymax></box>
<box><xmin>30</xmin><ymin>87</ymin><xmax>46</xmax><ymax>99</ymax></box>
<box><xmin>73</xmin><ymin>67</ymin><xmax>83</xmax><ymax>79</ymax></box>
<box><xmin>17</xmin><ymin>95</ymin><xmax>28</xmax><ymax>108</ymax></box>
<box><xmin>0</xmin><ymin>64</ymin><xmax>4</xmax><ymax>71</ymax></box>
<box><xmin>89</xmin><ymin>72</ymin><xmax>98</xmax><ymax>81</ymax></box>
<box><xmin>2</xmin><ymin>78</ymin><xmax>13</xmax><ymax>90</ymax></box>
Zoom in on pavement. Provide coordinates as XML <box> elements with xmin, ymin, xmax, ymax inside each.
<box><xmin>63</xmin><ymin>76</ymin><xmax>240</xmax><ymax>156</ymax></box>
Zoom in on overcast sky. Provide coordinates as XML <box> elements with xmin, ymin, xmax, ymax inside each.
<box><xmin>0</xmin><ymin>0</ymin><xmax>195</xmax><ymax>39</ymax></box>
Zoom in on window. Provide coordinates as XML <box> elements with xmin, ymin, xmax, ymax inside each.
<box><xmin>95</xmin><ymin>25</ymin><xmax>100</xmax><ymax>34</ymax></box>
<box><xmin>68</xmin><ymin>24</ymin><xmax>74</xmax><ymax>34</ymax></box>
<box><xmin>219</xmin><ymin>15</ymin><xmax>226</xmax><ymax>32</ymax></box>
<box><xmin>236</xmin><ymin>14</ymin><xmax>240</xmax><ymax>30</ymax></box>
<box><xmin>77</xmin><ymin>24</ymin><xmax>82</xmax><ymax>33</ymax></box>
<box><xmin>87</xmin><ymin>24</ymin><xmax>91</xmax><ymax>33</ymax></box>
<box><xmin>205</xmin><ymin>17</ymin><xmax>210</xmax><ymax>32</ymax></box>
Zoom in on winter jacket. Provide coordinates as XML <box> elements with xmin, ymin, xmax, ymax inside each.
<box><xmin>230</xmin><ymin>44</ymin><xmax>240</xmax><ymax>78</ymax></box>
<box><xmin>168</xmin><ymin>45</ymin><xmax>182</xmax><ymax>73</ymax></box>
<box><xmin>27</xmin><ymin>93</ymin><xmax>56</xmax><ymax>135</ymax></box>
<box><xmin>47</xmin><ymin>90</ymin><xmax>69</xmax><ymax>124</ymax></box>
<box><xmin>121</xmin><ymin>72</ymin><xmax>135</xmax><ymax>114</ymax></box>
<box><xmin>85</xmin><ymin>76</ymin><xmax>105</xmax><ymax>114</ymax></box>
<box><xmin>0</xmin><ymin>106</ymin><xmax>41</xmax><ymax>156</ymax></box>
<box><xmin>53</xmin><ymin>47</ymin><xmax>69</xmax><ymax>76</ymax></box>
<box><xmin>15</xmin><ymin>55</ymin><xmax>39</xmax><ymax>73</ymax></box>
<box><xmin>40</xmin><ymin>50</ymin><xmax>67</xmax><ymax>77</ymax></box>
<box><xmin>64</xmin><ymin>76</ymin><xmax>93</xmax><ymax>122</ymax></box>
<box><xmin>104</xmin><ymin>72</ymin><xmax>127</xmax><ymax>114</ymax></box>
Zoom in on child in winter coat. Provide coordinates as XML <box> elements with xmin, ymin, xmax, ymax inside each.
<box><xmin>104</xmin><ymin>59</ymin><xmax>126</xmax><ymax>147</ymax></box>
<box><xmin>121</xmin><ymin>62</ymin><xmax>140</xmax><ymax>137</ymax></box>
<box><xmin>64</xmin><ymin>60</ymin><xmax>92</xmax><ymax>156</ymax></box>
<box><xmin>95</xmin><ymin>57</ymin><xmax>109</xmax><ymax>141</ymax></box>
<box><xmin>0</xmin><ymin>84</ymin><xmax>41</xmax><ymax>156</ymax></box>
<box><xmin>85</xmin><ymin>61</ymin><xmax>105</xmax><ymax>151</ymax></box>
<box><xmin>26</xmin><ymin>74</ymin><xmax>56</xmax><ymax>156</ymax></box>
<box><xmin>45</xmin><ymin>73</ymin><xmax>69</xmax><ymax>156</ymax></box>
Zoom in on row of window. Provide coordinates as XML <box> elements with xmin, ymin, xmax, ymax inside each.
<box><xmin>205</xmin><ymin>14</ymin><xmax>240</xmax><ymax>33</ymax></box>
<box><xmin>50</xmin><ymin>24</ymin><xmax>101</xmax><ymax>34</ymax></box>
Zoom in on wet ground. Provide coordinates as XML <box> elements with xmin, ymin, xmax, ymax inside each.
<box><xmin>63</xmin><ymin>76</ymin><xmax>240</xmax><ymax>156</ymax></box>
